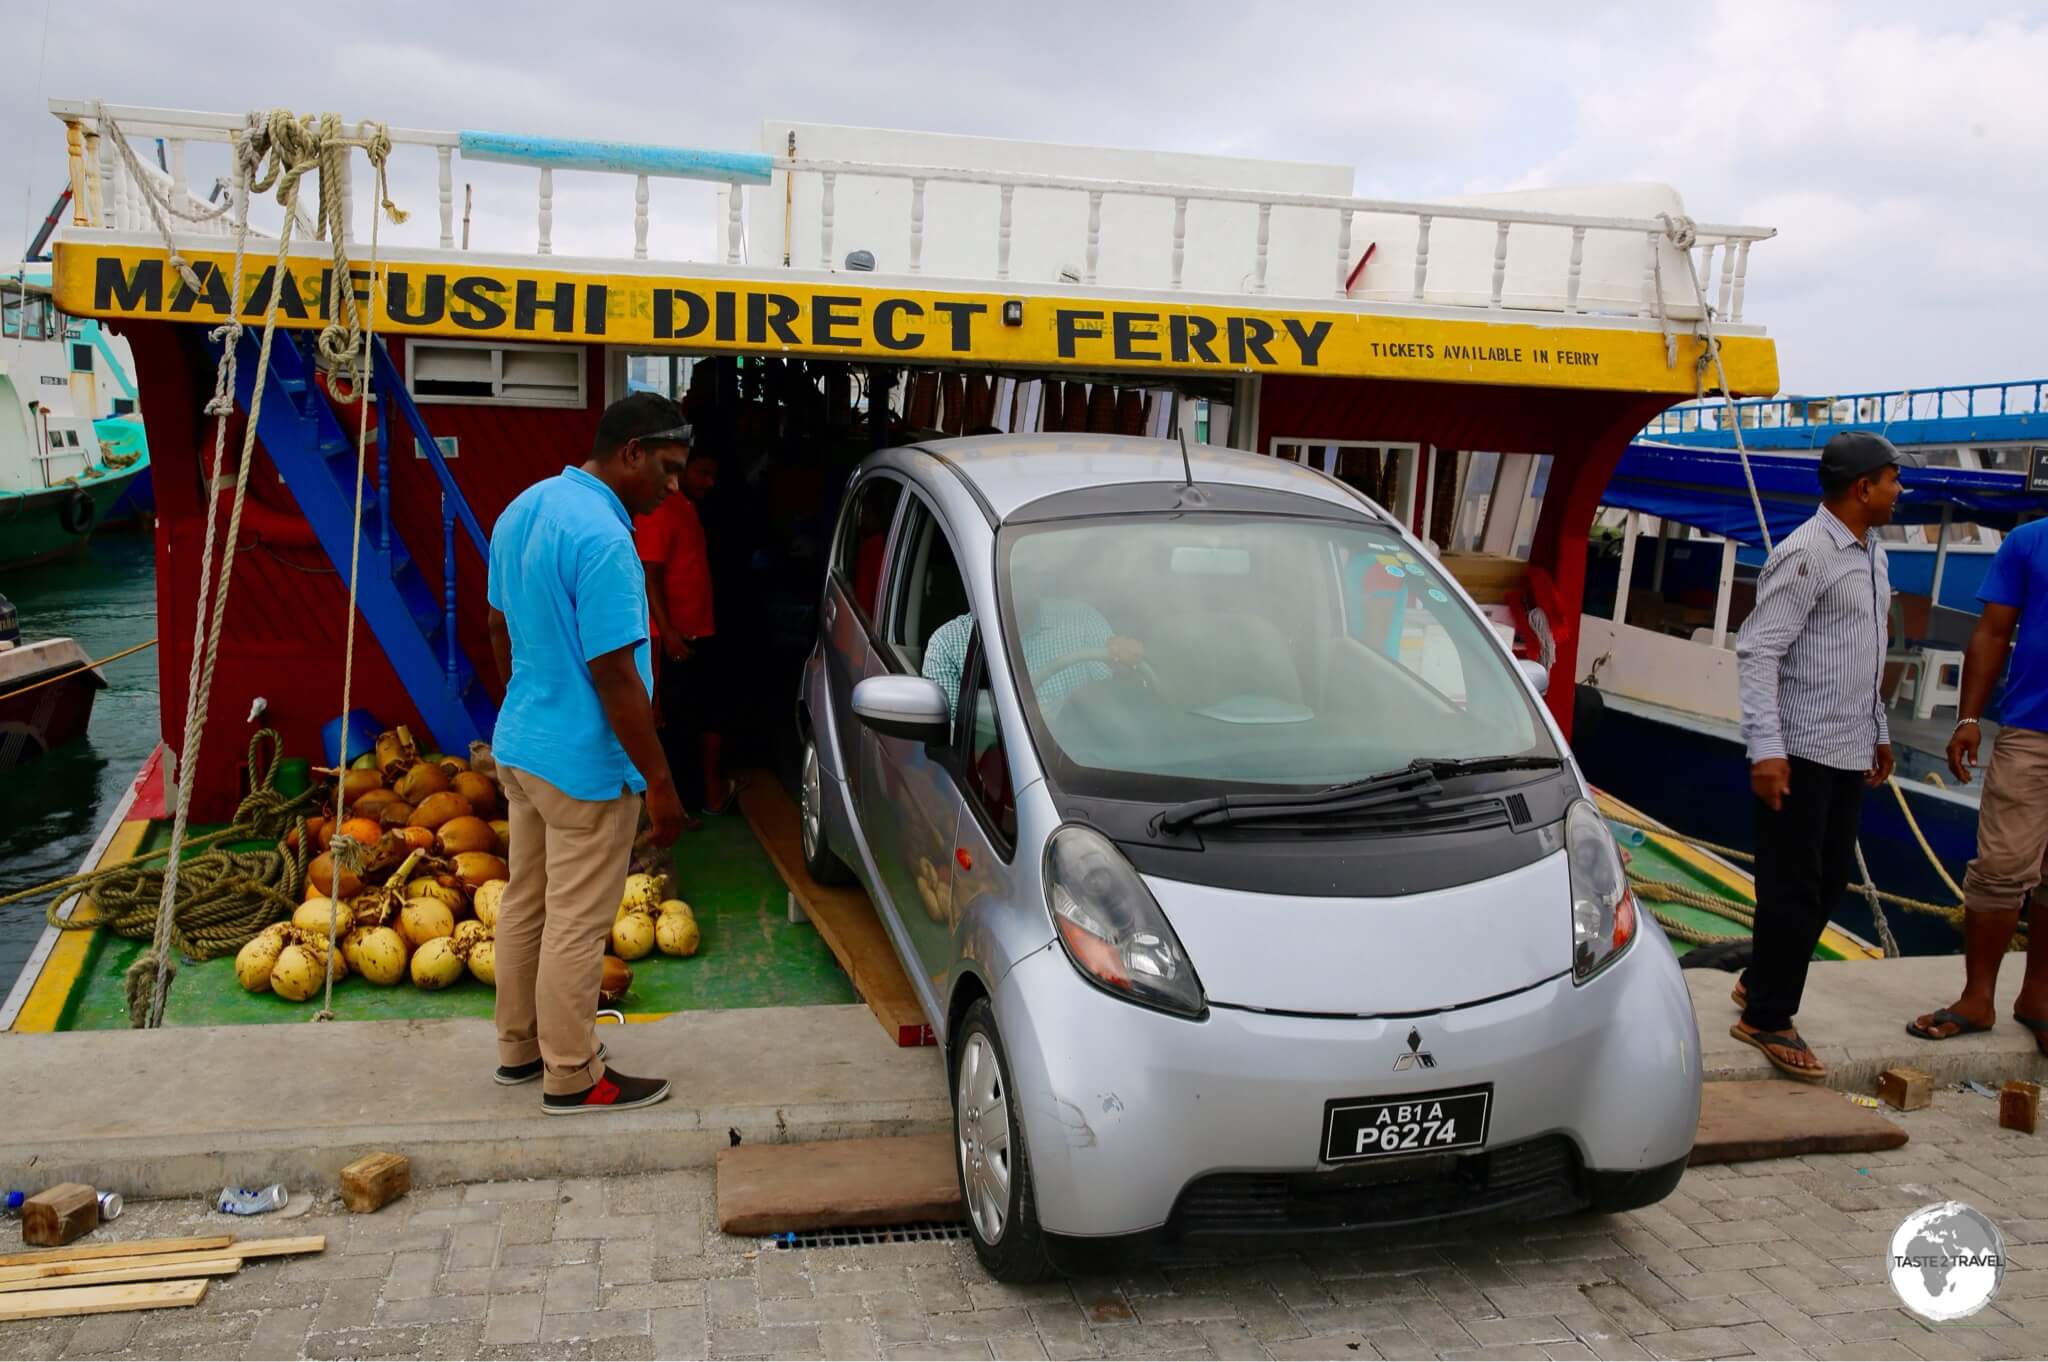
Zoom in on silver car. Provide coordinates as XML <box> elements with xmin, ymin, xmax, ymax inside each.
<box><xmin>797</xmin><ymin>434</ymin><xmax>1700</xmax><ymax>1280</ymax></box>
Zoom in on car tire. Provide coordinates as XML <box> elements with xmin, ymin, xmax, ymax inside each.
<box><xmin>952</xmin><ymin>998</ymin><xmax>1051</xmax><ymax>1282</ymax></box>
<box><xmin>799</xmin><ymin>735</ymin><xmax>853</xmax><ymax>886</ymax></box>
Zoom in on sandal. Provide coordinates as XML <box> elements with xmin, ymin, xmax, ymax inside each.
<box><xmin>1905</xmin><ymin>1007</ymin><xmax>1993</xmax><ymax>1041</ymax></box>
<box><xmin>1729</xmin><ymin>1023</ymin><xmax>1825</xmax><ymax>1082</ymax></box>
<box><xmin>1731</xmin><ymin>980</ymin><xmax>1746</xmax><ymax>1010</ymax></box>
<box><xmin>2015</xmin><ymin>1012</ymin><xmax>2048</xmax><ymax>1055</ymax></box>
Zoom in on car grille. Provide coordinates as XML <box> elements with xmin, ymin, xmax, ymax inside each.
<box><xmin>1168</xmin><ymin>1135</ymin><xmax>1586</xmax><ymax>1240</ymax></box>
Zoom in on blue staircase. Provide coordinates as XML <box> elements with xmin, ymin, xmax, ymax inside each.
<box><xmin>219</xmin><ymin>330</ymin><xmax>495</xmax><ymax>752</ymax></box>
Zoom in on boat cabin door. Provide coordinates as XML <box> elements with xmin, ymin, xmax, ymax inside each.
<box><xmin>1269</xmin><ymin>439</ymin><xmax>1425</xmax><ymax>535</ymax></box>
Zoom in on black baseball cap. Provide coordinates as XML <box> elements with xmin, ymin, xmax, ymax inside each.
<box><xmin>1818</xmin><ymin>430</ymin><xmax>1919</xmax><ymax>488</ymax></box>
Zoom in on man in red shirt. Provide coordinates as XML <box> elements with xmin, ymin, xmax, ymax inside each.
<box><xmin>635</xmin><ymin>442</ymin><xmax>731</xmax><ymax>823</ymax></box>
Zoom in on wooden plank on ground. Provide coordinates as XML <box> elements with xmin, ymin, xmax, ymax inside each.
<box><xmin>1691</xmin><ymin>1080</ymin><xmax>1909</xmax><ymax>1164</ymax></box>
<box><xmin>0</xmin><ymin>1236</ymin><xmax>322</xmax><ymax>1284</ymax></box>
<box><xmin>0</xmin><ymin>1235</ymin><xmax>233</xmax><ymax>1269</ymax></box>
<box><xmin>736</xmin><ymin>769</ymin><xmax>935</xmax><ymax>1047</ymax></box>
<box><xmin>0</xmin><ymin>1278</ymin><xmax>208</xmax><ymax>1323</ymax></box>
<box><xmin>717</xmin><ymin>1134</ymin><xmax>962</xmax><ymax>1234</ymax></box>
<box><xmin>224</xmin><ymin>1235</ymin><xmax>326</xmax><ymax>1260</ymax></box>
<box><xmin>0</xmin><ymin>1258</ymin><xmax>241</xmax><ymax>1294</ymax></box>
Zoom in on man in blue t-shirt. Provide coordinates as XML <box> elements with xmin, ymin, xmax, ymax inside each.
<box><xmin>485</xmin><ymin>392</ymin><xmax>691</xmax><ymax>1114</ymax></box>
<box><xmin>1908</xmin><ymin>518</ymin><xmax>2048</xmax><ymax>1052</ymax></box>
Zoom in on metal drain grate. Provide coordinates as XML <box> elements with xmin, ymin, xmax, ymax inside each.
<box><xmin>770</xmin><ymin>1220</ymin><xmax>971</xmax><ymax>1250</ymax></box>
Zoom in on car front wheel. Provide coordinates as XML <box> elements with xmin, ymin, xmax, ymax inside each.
<box><xmin>953</xmin><ymin>998</ymin><xmax>1051</xmax><ymax>1282</ymax></box>
<box><xmin>799</xmin><ymin>736</ymin><xmax>853</xmax><ymax>885</ymax></box>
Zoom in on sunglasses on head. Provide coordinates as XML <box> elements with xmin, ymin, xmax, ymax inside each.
<box><xmin>633</xmin><ymin>424</ymin><xmax>693</xmax><ymax>445</ymax></box>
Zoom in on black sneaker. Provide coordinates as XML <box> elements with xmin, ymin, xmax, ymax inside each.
<box><xmin>494</xmin><ymin>1043</ymin><xmax>606</xmax><ymax>1087</ymax></box>
<box><xmin>543</xmin><ymin>1069</ymin><xmax>671</xmax><ymax>1114</ymax></box>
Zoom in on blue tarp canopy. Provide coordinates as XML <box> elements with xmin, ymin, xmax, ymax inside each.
<box><xmin>1603</xmin><ymin>442</ymin><xmax>2048</xmax><ymax>548</ymax></box>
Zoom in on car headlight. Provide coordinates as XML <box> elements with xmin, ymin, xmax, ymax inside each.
<box><xmin>1043</xmin><ymin>825</ymin><xmax>1205</xmax><ymax>1018</ymax></box>
<box><xmin>1566</xmin><ymin>799</ymin><xmax>1637</xmax><ymax>983</ymax></box>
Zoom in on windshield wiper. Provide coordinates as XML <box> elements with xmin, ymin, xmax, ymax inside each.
<box><xmin>1151</xmin><ymin>754</ymin><xmax>1564</xmax><ymax>832</ymax></box>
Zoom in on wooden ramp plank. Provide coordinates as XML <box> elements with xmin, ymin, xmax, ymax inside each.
<box><xmin>0</xmin><ymin>1258</ymin><xmax>240</xmax><ymax>1294</ymax></box>
<box><xmin>0</xmin><ymin>1235</ymin><xmax>232</xmax><ymax>1270</ymax></box>
<box><xmin>0</xmin><ymin>1236</ymin><xmax>321</xmax><ymax>1285</ymax></box>
<box><xmin>0</xmin><ymin>1278</ymin><xmax>208</xmax><ymax>1323</ymax></box>
<box><xmin>718</xmin><ymin>1134</ymin><xmax>962</xmax><ymax>1235</ymax></box>
<box><xmin>1691</xmin><ymin>1080</ymin><xmax>1909</xmax><ymax>1165</ymax></box>
<box><xmin>737</xmin><ymin>769</ymin><xmax>935</xmax><ymax>1047</ymax></box>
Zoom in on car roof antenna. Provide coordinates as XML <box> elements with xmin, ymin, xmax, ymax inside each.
<box><xmin>1177</xmin><ymin>426</ymin><xmax>1196</xmax><ymax>489</ymax></box>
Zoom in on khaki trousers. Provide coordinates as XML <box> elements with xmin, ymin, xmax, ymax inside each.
<box><xmin>495</xmin><ymin>765</ymin><xmax>641</xmax><ymax>1095</ymax></box>
<box><xmin>1962</xmin><ymin>725</ymin><xmax>2048</xmax><ymax>915</ymax></box>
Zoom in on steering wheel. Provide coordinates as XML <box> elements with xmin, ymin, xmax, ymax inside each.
<box><xmin>1028</xmin><ymin>647</ymin><xmax>1159</xmax><ymax>692</ymax></box>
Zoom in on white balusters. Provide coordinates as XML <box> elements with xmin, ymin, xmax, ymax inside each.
<box><xmin>338</xmin><ymin>151</ymin><xmax>354</xmax><ymax>243</ymax></box>
<box><xmin>85</xmin><ymin>131</ymin><xmax>104</xmax><ymax>228</ymax></box>
<box><xmin>1411</xmin><ymin>214</ymin><xmax>1432</xmax><ymax>301</ymax></box>
<box><xmin>1253</xmin><ymin>201</ymin><xmax>1271</xmax><ymax>294</ymax></box>
<box><xmin>1730</xmin><ymin>241</ymin><xmax>1751</xmax><ymax>323</ymax></box>
<box><xmin>99</xmin><ymin>130</ymin><xmax>121</xmax><ymax>230</ymax></box>
<box><xmin>1565</xmin><ymin>226</ymin><xmax>1586</xmax><ymax>314</ymax></box>
<box><xmin>819</xmin><ymin>171</ymin><xmax>836</xmax><ymax>271</ymax></box>
<box><xmin>168</xmin><ymin>138</ymin><xmax>189</xmax><ymax>219</ymax></box>
<box><xmin>1716</xmin><ymin>240</ymin><xmax>1736</xmax><ymax>318</ymax></box>
<box><xmin>1639</xmin><ymin>229</ymin><xmax>1660</xmax><ymax>317</ymax></box>
<box><xmin>1170</xmin><ymin>196</ymin><xmax>1187</xmax><ymax>291</ymax></box>
<box><xmin>1085</xmin><ymin>191</ymin><xmax>1103</xmax><ymax>285</ymax></box>
<box><xmin>633</xmin><ymin>174</ymin><xmax>649</xmax><ymax>261</ymax></box>
<box><xmin>437</xmin><ymin>147</ymin><xmax>454</xmax><ymax>248</ymax></box>
<box><xmin>725</xmin><ymin>184</ymin><xmax>744</xmax><ymax>265</ymax></box>
<box><xmin>1694</xmin><ymin>242</ymin><xmax>1717</xmax><ymax>305</ymax></box>
<box><xmin>64</xmin><ymin>122</ymin><xmax>87</xmax><ymax>227</ymax></box>
<box><xmin>996</xmin><ymin>184</ymin><xmax>1013</xmax><ymax>281</ymax></box>
<box><xmin>1489</xmin><ymin>221</ymin><xmax>1509</xmax><ymax>308</ymax></box>
<box><xmin>908</xmin><ymin>177</ymin><xmax>924</xmax><ymax>274</ymax></box>
<box><xmin>1335</xmin><ymin>208</ymin><xmax>1353</xmax><ymax>297</ymax></box>
<box><xmin>537</xmin><ymin>167</ymin><xmax>552</xmax><ymax>254</ymax></box>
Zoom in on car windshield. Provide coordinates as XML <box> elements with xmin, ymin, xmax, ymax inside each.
<box><xmin>995</xmin><ymin>512</ymin><xmax>1557</xmax><ymax>799</ymax></box>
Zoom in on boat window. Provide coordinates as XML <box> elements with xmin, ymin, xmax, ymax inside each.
<box><xmin>405</xmin><ymin>339</ymin><xmax>584</xmax><ymax>408</ymax></box>
<box><xmin>2</xmin><ymin>294</ymin><xmax>51</xmax><ymax>340</ymax></box>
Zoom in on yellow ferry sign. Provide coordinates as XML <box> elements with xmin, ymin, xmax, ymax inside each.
<box><xmin>53</xmin><ymin>243</ymin><xmax>1778</xmax><ymax>396</ymax></box>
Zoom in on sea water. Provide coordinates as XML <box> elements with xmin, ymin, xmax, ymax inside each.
<box><xmin>0</xmin><ymin>535</ymin><xmax>160</xmax><ymax>996</ymax></box>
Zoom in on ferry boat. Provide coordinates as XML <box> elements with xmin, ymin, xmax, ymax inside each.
<box><xmin>7</xmin><ymin>98</ymin><xmax>1847</xmax><ymax>1037</ymax></box>
<box><xmin>0</xmin><ymin>268</ymin><xmax>151</xmax><ymax>568</ymax></box>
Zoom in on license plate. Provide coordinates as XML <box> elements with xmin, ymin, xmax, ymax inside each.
<box><xmin>1322</xmin><ymin>1085</ymin><xmax>1492</xmax><ymax>1164</ymax></box>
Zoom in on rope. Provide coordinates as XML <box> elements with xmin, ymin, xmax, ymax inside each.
<box><xmin>1855</xmin><ymin>840</ymin><xmax>1901</xmax><ymax>958</ymax></box>
<box><xmin>1887</xmin><ymin>777</ymin><xmax>1968</xmax><ymax>903</ymax></box>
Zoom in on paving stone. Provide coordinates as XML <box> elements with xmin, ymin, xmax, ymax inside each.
<box><xmin>483</xmin><ymin>1293</ymin><xmax>544</xmax><ymax>1347</ymax></box>
<box><xmin>1639</xmin><ymin>1325</ymin><xmax>1748</xmax><ymax>1360</ymax></box>
<box><xmin>603</xmin><ymin>1279</ymin><xmax>704</xmax><ymax>1311</ymax></box>
<box><xmin>649</xmin><ymin>1305</ymin><xmax>709</xmax><ymax>1356</ymax></box>
<box><xmin>1464</xmin><ymin>1314</ymin><xmax>1577</xmax><ymax>1346</ymax></box>
<box><xmin>1262</xmin><ymin>1336</ymin><xmax>1372</xmax><ymax>1360</ymax></box>
<box><xmin>546</xmin><ymin>1262</ymin><xmax>603</xmax><ymax>1314</ymax></box>
<box><xmin>303</xmin><ymin>1325</ymin><xmax>429</xmax><ymax>1360</ymax></box>
<box><xmin>706</xmin><ymin>1275</ymin><xmax>759</xmax><ymax>1326</ymax></box>
<box><xmin>64</xmin><ymin>1312</ymin><xmax>142</xmax><ymax>1359</ymax></box>
<box><xmin>467</xmin><ymin>1179</ymin><xmax>562</xmax><ymax>1204</ymax></box>
<box><xmin>537</xmin><ymin>1308</ymin><xmax>651</xmax><ymax>1343</ymax></box>
<box><xmin>708</xmin><ymin>1323</ymin><xmax>823</xmax><ymax>1357</ymax></box>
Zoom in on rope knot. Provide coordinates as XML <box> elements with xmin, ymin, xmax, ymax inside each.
<box><xmin>1659</xmin><ymin>213</ymin><xmax>1699</xmax><ymax>250</ymax></box>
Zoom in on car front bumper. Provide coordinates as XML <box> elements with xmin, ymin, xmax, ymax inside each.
<box><xmin>991</xmin><ymin>925</ymin><xmax>1700</xmax><ymax>1243</ymax></box>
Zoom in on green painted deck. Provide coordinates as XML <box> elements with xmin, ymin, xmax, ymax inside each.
<box><xmin>55</xmin><ymin>812</ymin><xmax>856</xmax><ymax>1030</ymax></box>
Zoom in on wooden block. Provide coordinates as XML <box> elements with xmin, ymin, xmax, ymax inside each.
<box><xmin>225</xmin><ymin>1235</ymin><xmax>325</xmax><ymax>1260</ymax></box>
<box><xmin>0</xmin><ymin>1278</ymin><xmax>207</xmax><ymax>1323</ymax></box>
<box><xmin>1691</xmin><ymin>1080</ymin><xmax>1909</xmax><ymax>1164</ymax></box>
<box><xmin>2000</xmin><ymin>1080</ymin><xmax>2041</xmax><ymax>1135</ymax></box>
<box><xmin>717</xmin><ymin>1134</ymin><xmax>962</xmax><ymax>1235</ymax></box>
<box><xmin>340</xmin><ymin>1152</ymin><xmax>411</xmax><ymax>1214</ymax></box>
<box><xmin>0</xmin><ymin>1235</ymin><xmax>232</xmax><ymax>1270</ymax></box>
<box><xmin>0</xmin><ymin>1258</ymin><xmax>240</xmax><ymax>1294</ymax></box>
<box><xmin>1876</xmin><ymin>1066</ymin><xmax>1934</xmax><ymax>1112</ymax></box>
<box><xmin>20</xmin><ymin>1185</ymin><xmax>97</xmax><ymax>1248</ymax></box>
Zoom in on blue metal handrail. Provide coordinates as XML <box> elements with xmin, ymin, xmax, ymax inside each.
<box><xmin>369</xmin><ymin>338</ymin><xmax>489</xmax><ymax>559</ymax></box>
<box><xmin>1646</xmin><ymin>379</ymin><xmax>2048</xmax><ymax>438</ymax></box>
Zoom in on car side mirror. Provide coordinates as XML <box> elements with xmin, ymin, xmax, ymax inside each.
<box><xmin>852</xmin><ymin>675</ymin><xmax>953</xmax><ymax>744</ymax></box>
<box><xmin>1518</xmin><ymin>658</ymin><xmax>1550</xmax><ymax>697</ymax></box>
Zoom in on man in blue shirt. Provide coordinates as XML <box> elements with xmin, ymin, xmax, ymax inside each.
<box><xmin>1910</xmin><ymin>517</ymin><xmax>2048</xmax><ymax>1053</ymax></box>
<box><xmin>486</xmin><ymin>393</ymin><xmax>691</xmax><ymax>1113</ymax></box>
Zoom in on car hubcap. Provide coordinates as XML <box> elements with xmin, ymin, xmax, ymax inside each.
<box><xmin>801</xmin><ymin>743</ymin><xmax>822</xmax><ymax>862</ymax></box>
<box><xmin>956</xmin><ymin>1032</ymin><xmax>1012</xmax><ymax>1244</ymax></box>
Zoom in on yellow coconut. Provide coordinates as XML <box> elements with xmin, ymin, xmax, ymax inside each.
<box><xmin>452</xmin><ymin>851</ymin><xmax>509</xmax><ymax>890</ymax></box>
<box><xmin>375</xmin><ymin>800</ymin><xmax>416</xmax><ymax>829</ymax></box>
<box><xmin>352</xmin><ymin>787</ymin><xmax>401</xmax><ymax>817</ymax></box>
<box><xmin>307</xmin><ymin>852</ymin><xmax>362</xmax><ymax>901</ymax></box>
<box><xmin>398</xmin><ymin>897</ymin><xmax>456</xmax><ymax>950</ymax></box>
<box><xmin>451</xmin><ymin>772</ymin><xmax>500</xmax><ymax>818</ymax></box>
<box><xmin>450</xmin><ymin>919</ymin><xmax>489</xmax><ymax>959</ymax></box>
<box><xmin>293</xmin><ymin>897</ymin><xmax>353</xmax><ymax>940</ymax></box>
<box><xmin>270</xmin><ymin>942</ymin><xmax>325</xmax><ymax>1001</ymax></box>
<box><xmin>235</xmin><ymin>928</ymin><xmax>287</xmax><ymax>993</ymax></box>
<box><xmin>410</xmin><ymin>935</ymin><xmax>465</xmax><ymax>989</ymax></box>
<box><xmin>611</xmin><ymin>911</ymin><xmax>655</xmax><ymax>961</ymax></box>
<box><xmin>489</xmin><ymin>819</ymin><xmax>511</xmax><ymax>856</ymax></box>
<box><xmin>406</xmin><ymin>877</ymin><xmax>465</xmax><ymax>913</ymax></box>
<box><xmin>353</xmin><ymin>925</ymin><xmax>410</xmax><ymax>986</ymax></box>
<box><xmin>409</xmin><ymin>791</ymin><xmax>472</xmax><ymax>831</ymax></box>
<box><xmin>437</xmin><ymin>815</ymin><xmax>495</xmax><ymax>857</ymax></box>
<box><xmin>472</xmin><ymin>879</ymin><xmax>508</xmax><ymax>929</ymax></box>
<box><xmin>468</xmin><ymin>936</ymin><xmax>497</xmax><ymax>987</ymax></box>
<box><xmin>437</xmin><ymin>754</ymin><xmax>472</xmax><ymax>775</ymax></box>
<box><xmin>620</xmin><ymin>873</ymin><xmax>662</xmax><ymax>917</ymax></box>
<box><xmin>338</xmin><ymin>768</ymin><xmax>384</xmax><ymax>805</ymax></box>
<box><xmin>656</xmin><ymin>910</ymin><xmax>701</xmax><ymax>958</ymax></box>
<box><xmin>396</xmin><ymin>761</ymin><xmax>451</xmax><ymax>804</ymax></box>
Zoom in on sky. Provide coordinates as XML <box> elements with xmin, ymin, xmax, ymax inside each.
<box><xmin>4</xmin><ymin>0</ymin><xmax>2043</xmax><ymax>396</ymax></box>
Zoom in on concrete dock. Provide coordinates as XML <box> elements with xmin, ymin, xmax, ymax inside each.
<box><xmin>1</xmin><ymin>956</ymin><xmax>2042</xmax><ymax>1201</ymax></box>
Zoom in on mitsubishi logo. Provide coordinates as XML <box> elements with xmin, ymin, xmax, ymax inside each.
<box><xmin>1393</xmin><ymin>1026</ymin><xmax>1436</xmax><ymax>1071</ymax></box>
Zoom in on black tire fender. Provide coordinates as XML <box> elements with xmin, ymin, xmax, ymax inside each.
<box><xmin>58</xmin><ymin>489</ymin><xmax>96</xmax><ymax>537</ymax></box>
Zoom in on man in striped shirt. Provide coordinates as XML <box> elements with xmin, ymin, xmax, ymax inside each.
<box><xmin>1731</xmin><ymin>431</ymin><xmax>1911</xmax><ymax>1081</ymax></box>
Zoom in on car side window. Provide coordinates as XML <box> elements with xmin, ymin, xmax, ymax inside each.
<box><xmin>960</xmin><ymin>631</ymin><xmax>1017</xmax><ymax>849</ymax></box>
<box><xmin>832</xmin><ymin>475</ymin><xmax>903</xmax><ymax>623</ymax></box>
<box><xmin>889</xmin><ymin>500</ymin><xmax>974</xmax><ymax>714</ymax></box>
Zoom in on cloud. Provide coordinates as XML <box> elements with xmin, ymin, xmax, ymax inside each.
<box><xmin>4</xmin><ymin>0</ymin><xmax>2038</xmax><ymax>393</ymax></box>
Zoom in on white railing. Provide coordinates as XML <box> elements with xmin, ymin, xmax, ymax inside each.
<box><xmin>50</xmin><ymin>100</ymin><xmax>1775</xmax><ymax>324</ymax></box>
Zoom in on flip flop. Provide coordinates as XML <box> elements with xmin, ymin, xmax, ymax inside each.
<box><xmin>1729</xmin><ymin>1023</ymin><xmax>1825</xmax><ymax>1082</ymax></box>
<box><xmin>1731</xmin><ymin>980</ymin><xmax>1746</xmax><ymax>1010</ymax></box>
<box><xmin>2015</xmin><ymin>1012</ymin><xmax>2048</xmax><ymax>1054</ymax></box>
<box><xmin>1905</xmin><ymin>1008</ymin><xmax>1993</xmax><ymax>1041</ymax></box>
